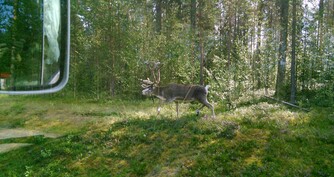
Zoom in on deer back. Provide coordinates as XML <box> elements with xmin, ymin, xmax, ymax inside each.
<box><xmin>154</xmin><ymin>84</ymin><xmax>208</xmax><ymax>102</ymax></box>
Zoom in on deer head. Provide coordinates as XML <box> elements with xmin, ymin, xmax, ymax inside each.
<box><xmin>141</xmin><ymin>78</ymin><xmax>156</xmax><ymax>96</ymax></box>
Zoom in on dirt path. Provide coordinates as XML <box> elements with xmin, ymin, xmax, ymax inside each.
<box><xmin>0</xmin><ymin>128</ymin><xmax>61</xmax><ymax>139</ymax></box>
<box><xmin>0</xmin><ymin>143</ymin><xmax>32</xmax><ymax>154</ymax></box>
<box><xmin>0</xmin><ymin>128</ymin><xmax>61</xmax><ymax>154</ymax></box>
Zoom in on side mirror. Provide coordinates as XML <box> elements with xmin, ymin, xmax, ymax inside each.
<box><xmin>0</xmin><ymin>0</ymin><xmax>70</xmax><ymax>94</ymax></box>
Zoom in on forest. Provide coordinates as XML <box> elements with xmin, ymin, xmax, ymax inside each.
<box><xmin>67</xmin><ymin>0</ymin><xmax>334</xmax><ymax>107</ymax></box>
<box><xmin>1</xmin><ymin>0</ymin><xmax>334</xmax><ymax>176</ymax></box>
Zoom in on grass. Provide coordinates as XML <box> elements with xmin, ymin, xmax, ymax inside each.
<box><xmin>0</xmin><ymin>94</ymin><xmax>333</xmax><ymax>176</ymax></box>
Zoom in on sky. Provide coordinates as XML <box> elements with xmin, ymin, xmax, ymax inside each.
<box><xmin>303</xmin><ymin>0</ymin><xmax>320</xmax><ymax>12</ymax></box>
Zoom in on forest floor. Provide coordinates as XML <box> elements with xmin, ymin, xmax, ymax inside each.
<box><xmin>0</xmin><ymin>94</ymin><xmax>333</xmax><ymax>176</ymax></box>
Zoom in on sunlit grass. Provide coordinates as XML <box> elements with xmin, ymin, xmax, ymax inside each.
<box><xmin>0</xmin><ymin>95</ymin><xmax>333</xmax><ymax>176</ymax></box>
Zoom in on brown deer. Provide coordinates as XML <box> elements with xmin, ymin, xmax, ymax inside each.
<box><xmin>141</xmin><ymin>78</ymin><xmax>215</xmax><ymax>118</ymax></box>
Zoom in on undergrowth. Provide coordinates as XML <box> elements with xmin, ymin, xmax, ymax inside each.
<box><xmin>0</xmin><ymin>95</ymin><xmax>333</xmax><ymax>176</ymax></box>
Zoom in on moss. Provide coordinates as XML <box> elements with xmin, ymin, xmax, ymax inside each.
<box><xmin>0</xmin><ymin>96</ymin><xmax>333</xmax><ymax>176</ymax></box>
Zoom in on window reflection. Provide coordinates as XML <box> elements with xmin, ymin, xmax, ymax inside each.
<box><xmin>42</xmin><ymin>0</ymin><xmax>60</xmax><ymax>85</ymax></box>
<box><xmin>0</xmin><ymin>0</ymin><xmax>62</xmax><ymax>90</ymax></box>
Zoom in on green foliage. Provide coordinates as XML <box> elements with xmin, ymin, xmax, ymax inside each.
<box><xmin>64</xmin><ymin>0</ymin><xmax>334</xmax><ymax>106</ymax></box>
<box><xmin>0</xmin><ymin>96</ymin><xmax>334</xmax><ymax>176</ymax></box>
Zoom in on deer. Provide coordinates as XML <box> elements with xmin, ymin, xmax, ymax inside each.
<box><xmin>141</xmin><ymin>61</ymin><xmax>215</xmax><ymax>118</ymax></box>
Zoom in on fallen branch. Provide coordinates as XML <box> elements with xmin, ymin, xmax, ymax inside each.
<box><xmin>264</xmin><ymin>96</ymin><xmax>310</xmax><ymax>112</ymax></box>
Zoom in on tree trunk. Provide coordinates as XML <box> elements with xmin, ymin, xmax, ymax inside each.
<box><xmin>198</xmin><ymin>0</ymin><xmax>204</xmax><ymax>85</ymax></box>
<box><xmin>155</xmin><ymin>0</ymin><xmax>162</xmax><ymax>34</ymax></box>
<box><xmin>190</xmin><ymin>0</ymin><xmax>197</xmax><ymax>83</ymax></box>
<box><xmin>190</xmin><ymin>0</ymin><xmax>196</xmax><ymax>30</ymax></box>
<box><xmin>275</xmin><ymin>0</ymin><xmax>289</xmax><ymax>98</ymax></box>
<box><xmin>10</xmin><ymin>0</ymin><xmax>18</xmax><ymax>89</ymax></box>
<box><xmin>318</xmin><ymin>0</ymin><xmax>324</xmax><ymax>52</ymax></box>
<box><xmin>290</xmin><ymin>0</ymin><xmax>297</xmax><ymax>104</ymax></box>
<box><xmin>256</xmin><ymin>1</ymin><xmax>263</xmax><ymax>89</ymax></box>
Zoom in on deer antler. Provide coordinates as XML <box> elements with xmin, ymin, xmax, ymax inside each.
<box><xmin>141</xmin><ymin>78</ymin><xmax>154</xmax><ymax>85</ymax></box>
<box><xmin>145</xmin><ymin>61</ymin><xmax>163</xmax><ymax>84</ymax></box>
<box><xmin>140</xmin><ymin>78</ymin><xmax>154</xmax><ymax>88</ymax></box>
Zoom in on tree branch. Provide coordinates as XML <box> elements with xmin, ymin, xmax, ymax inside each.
<box><xmin>264</xmin><ymin>96</ymin><xmax>310</xmax><ymax>112</ymax></box>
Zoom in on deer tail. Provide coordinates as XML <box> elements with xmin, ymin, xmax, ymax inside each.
<box><xmin>205</xmin><ymin>85</ymin><xmax>210</xmax><ymax>93</ymax></box>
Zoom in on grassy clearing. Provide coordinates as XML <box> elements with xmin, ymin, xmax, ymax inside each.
<box><xmin>0</xmin><ymin>94</ymin><xmax>333</xmax><ymax>176</ymax></box>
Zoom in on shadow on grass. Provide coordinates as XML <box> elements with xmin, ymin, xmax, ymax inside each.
<box><xmin>1</xmin><ymin>108</ymin><xmax>334</xmax><ymax>176</ymax></box>
<box><xmin>82</xmin><ymin>115</ymin><xmax>241</xmax><ymax>176</ymax></box>
<box><xmin>0</xmin><ymin>115</ymin><xmax>239</xmax><ymax>176</ymax></box>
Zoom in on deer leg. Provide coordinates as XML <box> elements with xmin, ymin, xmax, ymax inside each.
<box><xmin>196</xmin><ymin>105</ymin><xmax>205</xmax><ymax>116</ymax></box>
<box><xmin>198</xmin><ymin>99</ymin><xmax>215</xmax><ymax>118</ymax></box>
<box><xmin>176</xmin><ymin>102</ymin><xmax>179</xmax><ymax>118</ymax></box>
<box><xmin>157</xmin><ymin>107</ymin><xmax>161</xmax><ymax>115</ymax></box>
<box><xmin>157</xmin><ymin>100</ymin><xmax>163</xmax><ymax>115</ymax></box>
